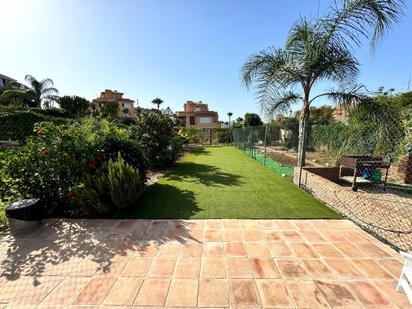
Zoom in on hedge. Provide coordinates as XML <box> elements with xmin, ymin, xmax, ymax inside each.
<box><xmin>0</xmin><ymin>109</ymin><xmax>70</xmax><ymax>143</ymax></box>
<box><xmin>310</xmin><ymin>123</ymin><xmax>349</xmax><ymax>151</ymax></box>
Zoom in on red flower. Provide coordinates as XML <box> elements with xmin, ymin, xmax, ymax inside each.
<box><xmin>67</xmin><ymin>191</ymin><xmax>73</xmax><ymax>201</ymax></box>
<box><xmin>37</xmin><ymin>130</ymin><xmax>46</xmax><ymax>138</ymax></box>
<box><xmin>95</xmin><ymin>154</ymin><xmax>102</xmax><ymax>162</ymax></box>
<box><xmin>42</xmin><ymin>148</ymin><xmax>49</xmax><ymax>156</ymax></box>
<box><xmin>87</xmin><ymin>161</ymin><xmax>97</xmax><ymax>169</ymax></box>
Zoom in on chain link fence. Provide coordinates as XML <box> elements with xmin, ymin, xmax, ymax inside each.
<box><xmin>233</xmin><ymin>106</ymin><xmax>412</xmax><ymax>252</ymax></box>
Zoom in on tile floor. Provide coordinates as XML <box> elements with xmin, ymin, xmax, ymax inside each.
<box><xmin>0</xmin><ymin>219</ymin><xmax>410</xmax><ymax>308</ymax></box>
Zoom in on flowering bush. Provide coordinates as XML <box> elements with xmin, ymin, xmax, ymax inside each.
<box><xmin>7</xmin><ymin>122</ymin><xmax>96</xmax><ymax>214</ymax></box>
<box><xmin>6</xmin><ymin>117</ymin><xmax>147</xmax><ymax>216</ymax></box>
<box><xmin>3</xmin><ymin>113</ymin><xmax>184</xmax><ymax>219</ymax></box>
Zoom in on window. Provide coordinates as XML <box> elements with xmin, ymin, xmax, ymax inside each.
<box><xmin>199</xmin><ymin>117</ymin><xmax>211</xmax><ymax>124</ymax></box>
<box><xmin>189</xmin><ymin>116</ymin><xmax>195</xmax><ymax>125</ymax></box>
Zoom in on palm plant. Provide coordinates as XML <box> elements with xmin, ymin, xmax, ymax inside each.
<box><xmin>152</xmin><ymin>97</ymin><xmax>164</xmax><ymax>111</ymax></box>
<box><xmin>24</xmin><ymin>75</ymin><xmax>59</xmax><ymax>108</ymax></box>
<box><xmin>227</xmin><ymin>112</ymin><xmax>233</xmax><ymax>125</ymax></box>
<box><xmin>241</xmin><ymin>0</ymin><xmax>404</xmax><ymax>167</ymax></box>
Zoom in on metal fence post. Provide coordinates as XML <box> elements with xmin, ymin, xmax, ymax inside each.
<box><xmin>263</xmin><ymin>126</ymin><xmax>267</xmax><ymax>166</ymax></box>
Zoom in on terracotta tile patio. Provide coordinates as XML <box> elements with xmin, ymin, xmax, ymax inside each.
<box><xmin>0</xmin><ymin>219</ymin><xmax>410</xmax><ymax>308</ymax></box>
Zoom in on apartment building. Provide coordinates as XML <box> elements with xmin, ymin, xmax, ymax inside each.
<box><xmin>91</xmin><ymin>89</ymin><xmax>136</xmax><ymax>119</ymax></box>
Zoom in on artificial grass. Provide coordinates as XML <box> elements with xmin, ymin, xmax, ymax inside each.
<box><xmin>123</xmin><ymin>146</ymin><xmax>340</xmax><ymax>219</ymax></box>
<box><xmin>246</xmin><ymin>150</ymin><xmax>295</xmax><ymax>177</ymax></box>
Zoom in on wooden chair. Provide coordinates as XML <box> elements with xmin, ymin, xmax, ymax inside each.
<box><xmin>397</xmin><ymin>251</ymin><xmax>412</xmax><ymax>304</ymax></box>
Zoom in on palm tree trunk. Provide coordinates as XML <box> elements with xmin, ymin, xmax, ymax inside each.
<box><xmin>297</xmin><ymin>101</ymin><xmax>310</xmax><ymax>167</ymax></box>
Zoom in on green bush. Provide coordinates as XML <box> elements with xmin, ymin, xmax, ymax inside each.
<box><xmin>0</xmin><ymin>109</ymin><xmax>70</xmax><ymax>143</ymax></box>
<box><xmin>279</xmin><ymin>117</ymin><xmax>299</xmax><ymax>149</ymax></box>
<box><xmin>0</xmin><ymin>150</ymin><xmax>21</xmax><ymax>226</ymax></box>
<box><xmin>58</xmin><ymin>96</ymin><xmax>90</xmax><ymax>117</ymax></box>
<box><xmin>101</xmin><ymin>135</ymin><xmax>148</xmax><ymax>182</ymax></box>
<box><xmin>0</xmin><ymin>110</ymin><xmax>45</xmax><ymax>142</ymax></box>
<box><xmin>310</xmin><ymin>123</ymin><xmax>349</xmax><ymax>151</ymax></box>
<box><xmin>73</xmin><ymin>154</ymin><xmax>143</xmax><ymax>215</ymax></box>
<box><xmin>108</xmin><ymin>153</ymin><xmax>143</xmax><ymax>210</ymax></box>
<box><xmin>213</xmin><ymin>128</ymin><xmax>232</xmax><ymax>144</ymax></box>
<box><xmin>178</xmin><ymin>127</ymin><xmax>202</xmax><ymax>143</ymax></box>
<box><xmin>73</xmin><ymin>164</ymin><xmax>112</xmax><ymax>216</ymax></box>
<box><xmin>7</xmin><ymin>122</ymin><xmax>96</xmax><ymax>213</ymax></box>
<box><xmin>131</xmin><ymin>112</ymin><xmax>185</xmax><ymax>168</ymax></box>
<box><xmin>310</xmin><ymin>101</ymin><xmax>404</xmax><ymax>160</ymax></box>
<box><xmin>346</xmin><ymin>101</ymin><xmax>404</xmax><ymax>158</ymax></box>
<box><xmin>5</xmin><ymin>117</ymin><xmax>133</xmax><ymax>214</ymax></box>
<box><xmin>32</xmin><ymin>107</ymin><xmax>72</xmax><ymax>118</ymax></box>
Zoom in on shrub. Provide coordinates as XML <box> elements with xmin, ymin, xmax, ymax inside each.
<box><xmin>73</xmin><ymin>154</ymin><xmax>143</xmax><ymax>215</ymax></box>
<box><xmin>0</xmin><ymin>150</ymin><xmax>21</xmax><ymax>226</ymax></box>
<box><xmin>108</xmin><ymin>153</ymin><xmax>143</xmax><ymax>210</ymax></box>
<box><xmin>178</xmin><ymin>127</ymin><xmax>202</xmax><ymax>143</ymax></box>
<box><xmin>73</xmin><ymin>164</ymin><xmax>112</xmax><ymax>216</ymax></box>
<box><xmin>213</xmin><ymin>128</ymin><xmax>232</xmax><ymax>143</ymax></box>
<box><xmin>7</xmin><ymin>122</ymin><xmax>96</xmax><ymax>213</ymax></box>
<box><xmin>5</xmin><ymin>117</ymin><xmax>132</xmax><ymax>214</ymax></box>
<box><xmin>132</xmin><ymin>112</ymin><xmax>184</xmax><ymax>168</ymax></box>
<box><xmin>0</xmin><ymin>109</ymin><xmax>70</xmax><ymax>143</ymax></box>
<box><xmin>0</xmin><ymin>110</ymin><xmax>45</xmax><ymax>142</ymax></box>
<box><xmin>310</xmin><ymin>123</ymin><xmax>349</xmax><ymax>151</ymax></box>
<box><xmin>58</xmin><ymin>95</ymin><xmax>90</xmax><ymax>117</ymax></box>
<box><xmin>32</xmin><ymin>107</ymin><xmax>72</xmax><ymax>118</ymax></box>
<box><xmin>101</xmin><ymin>135</ymin><xmax>148</xmax><ymax>182</ymax></box>
<box><xmin>278</xmin><ymin>117</ymin><xmax>299</xmax><ymax>149</ymax></box>
<box><xmin>244</xmin><ymin>113</ymin><xmax>263</xmax><ymax>127</ymax></box>
<box><xmin>167</xmin><ymin>135</ymin><xmax>185</xmax><ymax>162</ymax></box>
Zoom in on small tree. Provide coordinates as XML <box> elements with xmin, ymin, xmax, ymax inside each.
<box><xmin>24</xmin><ymin>75</ymin><xmax>59</xmax><ymax>108</ymax></box>
<box><xmin>58</xmin><ymin>95</ymin><xmax>90</xmax><ymax>117</ymax></box>
<box><xmin>102</xmin><ymin>101</ymin><xmax>119</xmax><ymax>118</ymax></box>
<box><xmin>227</xmin><ymin>112</ymin><xmax>233</xmax><ymax>125</ymax></box>
<box><xmin>232</xmin><ymin>117</ymin><xmax>244</xmax><ymax>128</ymax></box>
<box><xmin>241</xmin><ymin>0</ymin><xmax>404</xmax><ymax>166</ymax></box>
<box><xmin>152</xmin><ymin>97</ymin><xmax>164</xmax><ymax>111</ymax></box>
<box><xmin>244</xmin><ymin>113</ymin><xmax>263</xmax><ymax>127</ymax></box>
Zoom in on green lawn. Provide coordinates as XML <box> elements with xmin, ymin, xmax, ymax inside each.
<box><xmin>123</xmin><ymin>146</ymin><xmax>340</xmax><ymax>219</ymax></box>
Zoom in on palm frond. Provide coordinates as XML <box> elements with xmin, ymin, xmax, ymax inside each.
<box><xmin>241</xmin><ymin>48</ymin><xmax>304</xmax><ymax>90</ymax></box>
<box><xmin>320</xmin><ymin>0</ymin><xmax>404</xmax><ymax>50</ymax></box>
<box><xmin>24</xmin><ymin>75</ymin><xmax>36</xmax><ymax>85</ymax></box>
<box><xmin>311</xmin><ymin>84</ymin><xmax>369</xmax><ymax>104</ymax></box>
<box><xmin>259</xmin><ymin>87</ymin><xmax>302</xmax><ymax>118</ymax></box>
<box><xmin>44</xmin><ymin>94</ymin><xmax>60</xmax><ymax>102</ymax></box>
<box><xmin>314</xmin><ymin>44</ymin><xmax>360</xmax><ymax>84</ymax></box>
<box><xmin>41</xmin><ymin>87</ymin><xmax>59</xmax><ymax>96</ymax></box>
<box><xmin>40</xmin><ymin>78</ymin><xmax>55</xmax><ymax>88</ymax></box>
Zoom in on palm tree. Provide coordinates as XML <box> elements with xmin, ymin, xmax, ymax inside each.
<box><xmin>227</xmin><ymin>112</ymin><xmax>233</xmax><ymax>125</ymax></box>
<box><xmin>241</xmin><ymin>0</ymin><xmax>404</xmax><ymax>167</ymax></box>
<box><xmin>24</xmin><ymin>75</ymin><xmax>59</xmax><ymax>108</ymax></box>
<box><xmin>152</xmin><ymin>97</ymin><xmax>164</xmax><ymax>111</ymax></box>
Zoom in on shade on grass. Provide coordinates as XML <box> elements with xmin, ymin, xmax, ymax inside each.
<box><xmin>123</xmin><ymin>146</ymin><xmax>340</xmax><ymax>219</ymax></box>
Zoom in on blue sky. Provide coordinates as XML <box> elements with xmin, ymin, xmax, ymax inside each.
<box><xmin>1</xmin><ymin>0</ymin><xmax>411</xmax><ymax>122</ymax></box>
